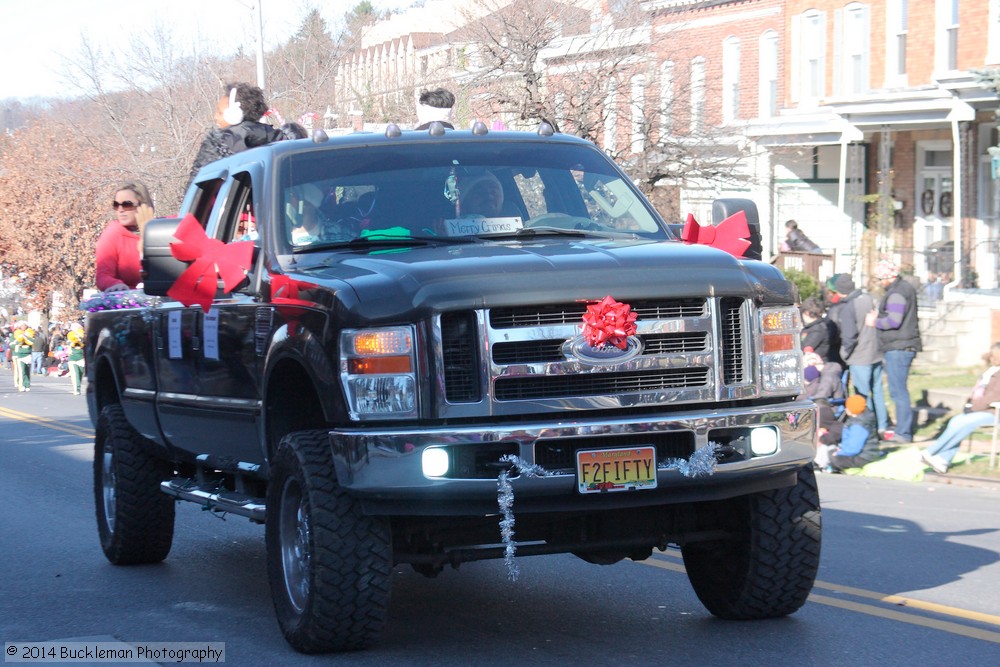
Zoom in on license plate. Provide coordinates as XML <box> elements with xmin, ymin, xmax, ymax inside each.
<box><xmin>576</xmin><ymin>446</ymin><xmax>657</xmax><ymax>494</ymax></box>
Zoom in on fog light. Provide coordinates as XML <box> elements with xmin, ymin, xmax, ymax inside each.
<box><xmin>422</xmin><ymin>447</ymin><xmax>450</xmax><ymax>477</ymax></box>
<box><xmin>750</xmin><ymin>427</ymin><xmax>778</xmax><ymax>456</ymax></box>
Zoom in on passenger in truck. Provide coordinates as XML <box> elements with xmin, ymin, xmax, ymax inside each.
<box><xmin>96</xmin><ymin>181</ymin><xmax>155</xmax><ymax>292</ymax></box>
<box><xmin>460</xmin><ymin>171</ymin><xmax>504</xmax><ymax>217</ymax></box>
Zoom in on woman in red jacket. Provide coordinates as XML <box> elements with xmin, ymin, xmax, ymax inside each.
<box><xmin>95</xmin><ymin>182</ymin><xmax>154</xmax><ymax>292</ymax></box>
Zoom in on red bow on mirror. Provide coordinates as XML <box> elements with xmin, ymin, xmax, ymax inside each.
<box><xmin>167</xmin><ymin>214</ymin><xmax>254</xmax><ymax>312</ymax></box>
<box><xmin>680</xmin><ymin>211</ymin><xmax>751</xmax><ymax>258</ymax></box>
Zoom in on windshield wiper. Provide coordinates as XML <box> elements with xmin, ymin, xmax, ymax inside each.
<box><xmin>480</xmin><ymin>226</ymin><xmax>587</xmax><ymax>240</ymax></box>
<box><xmin>478</xmin><ymin>226</ymin><xmax>642</xmax><ymax>241</ymax></box>
<box><xmin>292</xmin><ymin>234</ymin><xmax>476</xmax><ymax>253</ymax></box>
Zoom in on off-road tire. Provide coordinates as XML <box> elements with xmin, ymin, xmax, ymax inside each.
<box><xmin>266</xmin><ymin>430</ymin><xmax>392</xmax><ymax>653</ymax></box>
<box><xmin>93</xmin><ymin>404</ymin><xmax>175</xmax><ymax>565</ymax></box>
<box><xmin>681</xmin><ymin>465</ymin><xmax>821</xmax><ymax>619</ymax></box>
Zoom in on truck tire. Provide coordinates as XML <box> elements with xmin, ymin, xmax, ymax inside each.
<box><xmin>93</xmin><ymin>404</ymin><xmax>175</xmax><ymax>565</ymax></box>
<box><xmin>266</xmin><ymin>430</ymin><xmax>392</xmax><ymax>653</ymax></box>
<box><xmin>681</xmin><ymin>465</ymin><xmax>820</xmax><ymax>619</ymax></box>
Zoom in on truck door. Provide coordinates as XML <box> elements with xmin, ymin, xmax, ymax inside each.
<box><xmin>153</xmin><ymin>176</ymin><xmax>225</xmax><ymax>451</ymax></box>
<box><xmin>154</xmin><ymin>173</ymin><xmax>263</xmax><ymax>465</ymax></box>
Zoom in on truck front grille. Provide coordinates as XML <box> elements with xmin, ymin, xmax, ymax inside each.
<box><xmin>441</xmin><ymin>311</ymin><xmax>481</xmax><ymax>403</ymax></box>
<box><xmin>489</xmin><ymin>299</ymin><xmax>706</xmax><ymax>328</ymax></box>
<box><xmin>492</xmin><ymin>331</ymin><xmax>708</xmax><ymax>365</ymax></box>
<box><xmin>720</xmin><ymin>297</ymin><xmax>747</xmax><ymax>384</ymax></box>
<box><xmin>437</xmin><ymin>297</ymin><xmax>752</xmax><ymax>415</ymax></box>
<box><xmin>495</xmin><ymin>368</ymin><xmax>709</xmax><ymax>401</ymax></box>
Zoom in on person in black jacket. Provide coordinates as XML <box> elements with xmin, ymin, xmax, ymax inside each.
<box><xmin>873</xmin><ymin>259</ymin><xmax>922</xmax><ymax>443</ymax></box>
<box><xmin>800</xmin><ymin>296</ymin><xmax>841</xmax><ymax>365</ymax></box>
<box><xmin>781</xmin><ymin>220</ymin><xmax>822</xmax><ymax>252</ymax></box>
<box><xmin>188</xmin><ymin>83</ymin><xmax>304</xmax><ymax>185</ymax></box>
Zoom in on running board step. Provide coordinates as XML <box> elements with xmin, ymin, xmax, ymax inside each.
<box><xmin>161</xmin><ymin>479</ymin><xmax>266</xmax><ymax>523</ymax></box>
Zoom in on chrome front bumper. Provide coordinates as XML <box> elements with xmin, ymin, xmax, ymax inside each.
<box><xmin>328</xmin><ymin>400</ymin><xmax>817</xmax><ymax>515</ymax></box>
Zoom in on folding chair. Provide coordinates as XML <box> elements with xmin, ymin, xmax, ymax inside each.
<box><xmin>991</xmin><ymin>402</ymin><xmax>1000</xmax><ymax>469</ymax></box>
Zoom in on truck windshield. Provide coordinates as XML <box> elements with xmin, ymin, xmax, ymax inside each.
<box><xmin>277</xmin><ymin>141</ymin><xmax>673</xmax><ymax>248</ymax></box>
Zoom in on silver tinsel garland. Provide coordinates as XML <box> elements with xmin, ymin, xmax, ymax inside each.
<box><xmin>496</xmin><ymin>443</ymin><xmax>719</xmax><ymax>580</ymax></box>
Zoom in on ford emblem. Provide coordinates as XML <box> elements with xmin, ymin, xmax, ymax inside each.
<box><xmin>564</xmin><ymin>335</ymin><xmax>643</xmax><ymax>365</ymax></box>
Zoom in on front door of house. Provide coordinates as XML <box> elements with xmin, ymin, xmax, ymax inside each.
<box><xmin>914</xmin><ymin>141</ymin><xmax>954</xmax><ymax>278</ymax></box>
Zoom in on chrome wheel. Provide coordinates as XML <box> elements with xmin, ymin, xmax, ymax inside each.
<box><xmin>102</xmin><ymin>439</ymin><xmax>117</xmax><ymax>533</ymax></box>
<box><xmin>279</xmin><ymin>476</ymin><xmax>311</xmax><ymax>614</ymax></box>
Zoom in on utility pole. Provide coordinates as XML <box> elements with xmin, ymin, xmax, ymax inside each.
<box><xmin>254</xmin><ymin>0</ymin><xmax>266</xmax><ymax>91</ymax></box>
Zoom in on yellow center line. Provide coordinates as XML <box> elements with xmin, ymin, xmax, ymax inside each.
<box><xmin>808</xmin><ymin>594</ymin><xmax>1000</xmax><ymax>643</ymax></box>
<box><xmin>0</xmin><ymin>405</ymin><xmax>94</xmax><ymax>439</ymax></box>
<box><xmin>813</xmin><ymin>580</ymin><xmax>1000</xmax><ymax>628</ymax></box>
<box><xmin>642</xmin><ymin>555</ymin><xmax>1000</xmax><ymax>638</ymax></box>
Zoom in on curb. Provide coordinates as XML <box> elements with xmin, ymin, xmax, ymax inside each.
<box><xmin>922</xmin><ymin>471</ymin><xmax>1000</xmax><ymax>490</ymax></box>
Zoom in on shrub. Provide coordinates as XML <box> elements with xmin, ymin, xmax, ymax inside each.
<box><xmin>781</xmin><ymin>268</ymin><xmax>819</xmax><ymax>302</ymax></box>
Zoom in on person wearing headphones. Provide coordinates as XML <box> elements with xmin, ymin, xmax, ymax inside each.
<box><xmin>188</xmin><ymin>82</ymin><xmax>303</xmax><ymax>185</ymax></box>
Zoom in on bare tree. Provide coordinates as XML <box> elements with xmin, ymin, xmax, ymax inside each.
<box><xmin>268</xmin><ymin>9</ymin><xmax>345</xmax><ymax>122</ymax></box>
<box><xmin>59</xmin><ymin>21</ymin><xmax>259</xmax><ymax>211</ymax></box>
<box><xmin>455</xmin><ymin>0</ymin><xmax>751</xmax><ymax>218</ymax></box>
<box><xmin>0</xmin><ymin>119</ymin><xmax>109</xmax><ymax>312</ymax></box>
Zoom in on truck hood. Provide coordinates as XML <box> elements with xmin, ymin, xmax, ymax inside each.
<box><xmin>288</xmin><ymin>238</ymin><xmax>793</xmax><ymax>322</ymax></box>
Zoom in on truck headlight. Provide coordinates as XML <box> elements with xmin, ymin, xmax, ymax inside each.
<box><xmin>341</xmin><ymin>327</ymin><xmax>418</xmax><ymax>420</ymax></box>
<box><xmin>758</xmin><ymin>306</ymin><xmax>803</xmax><ymax>395</ymax></box>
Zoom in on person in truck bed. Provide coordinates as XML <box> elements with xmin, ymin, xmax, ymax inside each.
<box><xmin>95</xmin><ymin>182</ymin><xmax>155</xmax><ymax>292</ymax></box>
<box><xmin>188</xmin><ymin>82</ymin><xmax>305</xmax><ymax>185</ymax></box>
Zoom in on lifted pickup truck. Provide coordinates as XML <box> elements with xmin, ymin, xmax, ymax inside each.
<box><xmin>86</xmin><ymin>124</ymin><xmax>819</xmax><ymax>653</ymax></box>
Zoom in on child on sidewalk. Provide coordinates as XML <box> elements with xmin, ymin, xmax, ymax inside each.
<box><xmin>816</xmin><ymin>394</ymin><xmax>883</xmax><ymax>472</ymax></box>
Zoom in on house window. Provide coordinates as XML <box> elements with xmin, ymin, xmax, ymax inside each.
<box><xmin>936</xmin><ymin>0</ymin><xmax>959</xmax><ymax>72</ymax></box>
<box><xmin>630</xmin><ymin>75</ymin><xmax>646</xmax><ymax>154</ymax></box>
<box><xmin>840</xmin><ymin>3</ymin><xmax>869</xmax><ymax>95</ymax></box>
<box><xmin>798</xmin><ymin>10</ymin><xmax>826</xmax><ymax>101</ymax></box>
<box><xmin>991</xmin><ymin>0</ymin><xmax>1000</xmax><ymax>64</ymax></box>
<box><xmin>690</xmin><ymin>56</ymin><xmax>705</xmax><ymax>133</ymax></box>
<box><xmin>886</xmin><ymin>0</ymin><xmax>908</xmax><ymax>83</ymax></box>
<box><xmin>759</xmin><ymin>31</ymin><xmax>779</xmax><ymax>118</ymax></box>
<box><xmin>660</xmin><ymin>61</ymin><xmax>674</xmax><ymax>135</ymax></box>
<box><xmin>722</xmin><ymin>37</ymin><xmax>740</xmax><ymax>124</ymax></box>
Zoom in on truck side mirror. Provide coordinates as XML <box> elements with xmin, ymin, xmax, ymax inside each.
<box><xmin>141</xmin><ymin>217</ymin><xmax>186</xmax><ymax>296</ymax></box>
<box><xmin>712</xmin><ymin>198</ymin><xmax>763</xmax><ymax>261</ymax></box>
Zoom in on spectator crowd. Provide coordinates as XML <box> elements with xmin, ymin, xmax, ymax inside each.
<box><xmin>1</xmin><ymin>318</ymin><xmax>84</xmax><ymax>393</ymax></box>
<box><xmin>799</xmin><ymin>261</ymin><xmax>931</xmax><ymax>473</ymax></box>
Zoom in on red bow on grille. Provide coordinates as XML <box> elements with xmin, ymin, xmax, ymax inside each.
<box><xmin>680</xmin><ymin>211</ymin><xmax>751</xmax><ymax>258</ymax></box>
<box><xmin>581</xmin><ymin>296</ymin><xmax>637</xmax><ymax>350</ymax></box>
<box><xmin>167</xmin><ymin>214</ymin><xmax>254</xmax><ymax>312</ymax></box>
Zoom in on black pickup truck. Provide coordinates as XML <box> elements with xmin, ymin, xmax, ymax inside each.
<box><xmin>85</xmin><ymin>124</ymin><xmax>819</xmax><ymax>653</ymax></box>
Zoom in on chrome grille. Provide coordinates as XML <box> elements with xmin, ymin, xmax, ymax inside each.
<box><xmin>437</xmin><ymin>298</ymin><xmax>753</xmax><ymax>416</ymax></box>
<box><xmin>492</xmin><ymin>331</ymin><xmax>708</xmax><ymax>365</ymax></box>
<box><xmin>495</xmin><ymin>368</ymin><xmax>709</xmax><ymax>401</ymax></box>
<box><xmin>441</xmin><ymin>311</ymin><xmax>480</xmax><ymax>402</ymax></box>
<box><xmin>489</xmin><ymin>299</ymin><xmax>706</xmax><ymax>328</ymax></box>
<box><xmin>719</xmin><ymin>297</ymin><xmax>747</xmax><ymax>384</ymax></box>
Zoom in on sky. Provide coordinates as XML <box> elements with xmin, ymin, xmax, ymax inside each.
<box><xmin>0</xmin><ymin>0</ymin><xmax>417</xmax><ymax>101</ymax></box>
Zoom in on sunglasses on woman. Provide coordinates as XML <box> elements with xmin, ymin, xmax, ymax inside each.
<box><xmin>112</xmin><ymin>200</ymin><xmax>139</xmax><ymax>210</ymax></box>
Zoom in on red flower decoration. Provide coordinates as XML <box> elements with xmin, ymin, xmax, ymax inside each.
<box><xmin>167</xmin><ymin>214</ymin><xmax>254</xmax><ymax>312</ymax></box>
<box><xmin>581</xmin><ymin>296</ymin><xmax>637</xmax><ymax>350</ymax></box>
<box><xmin>680</xmin><ymin>210</ymin><xmax>751</xmax><ymax>258</ymax></box>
